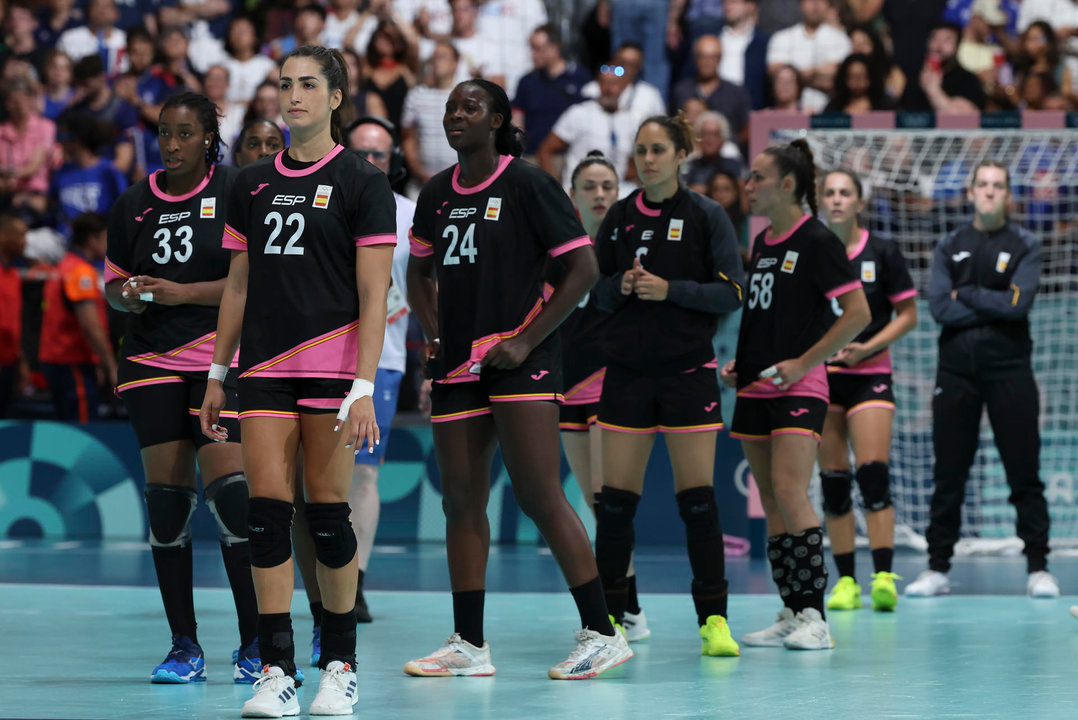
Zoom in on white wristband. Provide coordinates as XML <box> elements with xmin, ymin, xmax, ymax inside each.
<box><xmin>336</xmin><ymin>378</ymin><xmax>375</xmax><ymax>422</ymax></box>
<box><xmin>208</xmin><ymin>363</ymin><xmax>229</xmax><ymax>383</ymax></box>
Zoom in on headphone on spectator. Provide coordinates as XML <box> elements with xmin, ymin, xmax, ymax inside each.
<box><xmin>345</xmin><ymin>115</ymin><xmax>406</xmax><ymax>184</ymax></box>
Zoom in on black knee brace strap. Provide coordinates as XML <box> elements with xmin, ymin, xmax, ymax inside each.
<box><xmin>306</xmin><ymin>502</ymin><xmax>357</xmax><ymax>569</ymax></box>
<box><xmin>820</xmin><ymin>470</ymin><xmax>854</xmax><ymax>517</ymax></box>
<box><xmin>856</xmin><ymin>462</ymin><xmax>893</xmax><ymax>512</ymax></box>
<box><xmin>248</xmin><ymin>497</ymin><xmax>295</xmax><ymax>568</ymax></box>
<box><xmin>676</xmin><ymin>486</ymin><xmax>725</xmax><ymax>587</ymax></box>
<box><xmin>145</xmin><ymin>484</ymin><xmax>196</xmax><ymax>548</ymax></box>
<box><xmin>205</xmin><ymin>472</ymin><xmax>249</xmax><ymax>546</ymax></box>
<box><xmin>594</xmin><ymin>486</ymin><xmax>640</xmax><ymax>587</ymax></box>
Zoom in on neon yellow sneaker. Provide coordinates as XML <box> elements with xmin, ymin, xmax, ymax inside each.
<box><xmin>699</xmin><ymin>615</ymin><xmax>740</xmax><ymax>656</ymax></box>
<box><xmin>826</xmin><ymin>576</ymin><xmax>862</xmax><ymax>611</ymax></box>
<box><xmin>871</xmin><ymin>572</ymin><xmax>902</xmax><ymax>612</ymax></box>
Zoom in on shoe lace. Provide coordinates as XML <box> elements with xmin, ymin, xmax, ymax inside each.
<box><xmin>565</xmin><ymin>629</ymin><xmax>601</xmax><ymax>663</ymax></box>
<box><xmin>322</xmin><ymin>665</ymin><xmax>350</xmax><ymax>692</ymax></box>
<box><xmin>252</xmin><ymin>671</ymin><xmax>289</xmax><ymax>694</ymax></box>
<box><xmin>872</xmin><ymin>571</ymin><xmax>903</xmax><ymax>582</ymax></box>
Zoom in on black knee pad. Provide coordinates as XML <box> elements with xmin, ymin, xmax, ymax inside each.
<box><xmin>855</xmin><ymin>462</ymin><xmax>893</xmax><ymax>512</ymax></box>
<box><xmin>205</xmin><ymin>472</ymin><xmax>249</xmax><ymax>546</ymax></box>
<box><xmin>248</xmin><ymin>497</ymin><xmax>295</xmax><ymax>568</ymax></box>
<box><xmin>676</xmin><ymin>486</ymin><xmax>721</xmax><ymax>538</ymax></box>
<box><xmin>594</xmin><ymin>486</ymin><xmax>640</xmax><ymax>584</ymax></box>
<box><xmin>145</xmin><ymin>484</ymin><xmax>196</xmax><ymax>548</ymax></box>
<box><xmin>820</xmin><ymin>470</ymin><xmax>854</xmax><ymax>517</ymax></box>
<box><xmin>306</xmin><ymin>502</ymin><xmax>357</xmax><ymax>569</ymax></box>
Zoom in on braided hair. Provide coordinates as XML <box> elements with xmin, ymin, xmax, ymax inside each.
<box><xmin>461</xmin><ymin>79</ymin><xmax>528</xmax><ymax>157</ymax></box>
<box><xmin>764</xmin><ymin>138</ymin><xmax>817</xmax><ymax>216</ymax></box>
<box><xmin>160</xmin><ymin>92</ymin><xmax>223</xmax><ymax>166</ymax></box>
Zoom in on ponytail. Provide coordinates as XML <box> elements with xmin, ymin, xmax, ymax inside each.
<box><xmin>764</xmin><ymin>137</ymin><xmax>818</xmax><ymax>216</ymax></box>
<box><xmin>280</xmin><ymin>45</ymin><xmax>356</xmax><ymax>145</ymax></box>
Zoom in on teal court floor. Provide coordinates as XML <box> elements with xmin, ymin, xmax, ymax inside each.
<box><xmin>1</xmin><ymin>543</ymin><xmax>1077</xmax><ymax>720</ymax></box>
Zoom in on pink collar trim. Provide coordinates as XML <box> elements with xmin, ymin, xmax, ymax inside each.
<box><xmin>764</xmin><ymin>214</ymin><xmax>811</xmax><ymax>245</ymax></box>
<box><xmin>634</xmin><ymin>191</ymin><xmax>663</xmax><ymax>217</ymax></box>
<box><xmin>274</xmin><ymin>145</ymin><xmax>344</xmax><ymax>177</ymax></box>
<box><xmin>149</xmin><ymin>166</ymin><xmax>215</xmax><ymax>202</ymax></box>
<box><xmin>846</xmin><ymin>228</ymin><xmax>869</xmax><ymax>259</ymax></box>
<box><xmin>452</xmin><ymin>155</ymin><xmax>513</xmax><ymax>195</ymax></box>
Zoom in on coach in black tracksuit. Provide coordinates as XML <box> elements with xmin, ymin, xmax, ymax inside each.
<box><xmin>921</xmin><ymin>162</ymin><xmax>1051</xmax><ymax>592</ymax></box>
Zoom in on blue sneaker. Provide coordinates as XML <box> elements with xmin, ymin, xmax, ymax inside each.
<box><xmin>233</xmin><ymin>639</ymin><xmax>261</xmax><ymax>684</ymax></box>
<box><xmin>150</xmin><ymin>635</ymin><xmax>206</xmax><ymax>683</ymax></box>
<box><xmin>311</xmin><ymin>625</ymin><xmax>322</xmax><ymax>667</ymax></box>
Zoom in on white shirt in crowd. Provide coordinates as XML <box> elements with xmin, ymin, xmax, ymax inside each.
<box><xmin>550</xmin><ymin>100</ymin><xmax>643</xmax><ymax>198</ymax></box>
<box><xmin>418</xmin><ymin>35</ymin><xmax>505</xmax><ymax>86</ymax></box>
<box><xmin>225</xmin><ymin>54</ymin><xmax>277</xmax><ymax>104</ymax></box>
<box><xmin>321</xmin><ymin>8</ymin><xmax>364</xmax><ymax>50</ymax></box>
<box><xmin>581</xmin><ymin>79</ymin><xmax>667</xmax><ymax>119</ymax></box>
<box><xmin>402</xmin><ymin>84</ymin><xmax>458</xmax><ymax>176</ymax></box>
<box><xmin>719</xmin><ymin>23</ymin><xmax>755</xmax><ymax>87</ymax></box>
<box><xmin>57</xmin><ymin>27</ymin><xmax>128</xmax><ymax>74</ymax></box>
<box><xmin>396</xmin><ymin>0</ymin><xmax>454</xmax><ymax>37</ymax></box>
<box><xmin>475</xmin><ymin>0</ymin><xmax>546</xmax><ymax>98</ymax></box>
<box><xmin>766</xmin><ymin>22</ymin><xmax>851</xmax><ymax>112</ymax></box>
<box><xmin>380</xmin><ymin>191</ymin><xmax>416</xmax><ymax>374</ymax></box>
<box><xmin>1018</xmin><ymin>0</ymin><xmax>1078</xmax><ymax>55</ymax></box>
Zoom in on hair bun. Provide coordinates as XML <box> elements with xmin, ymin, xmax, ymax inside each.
<box><xmin>586</xmin><ymin>149</ymin><xmax>607</xmax><ymax>159</ymax></box>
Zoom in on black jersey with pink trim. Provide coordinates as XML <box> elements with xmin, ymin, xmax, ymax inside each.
<box><xmin>735</xmin><ymin>215</ymin><xmax>860</xmax><ymax>397</ymax></box>
<box><xmin>410</xmin><ymin>156</ymin><xmax>592</xmax><ymax>384</ymax></box>
<box><xmin>105</xmin><ymin>164</ymin><xmax>237</xmax><ymax>370</ymax></box>
<box><xmin>222</xmin><ymin>146</ymin><xmax>396</xmax><ymax>378</ymax></box>
<box><xmin>593</xmin><ymin>188</ymin><xmax>745</xmax><ymax>375</ymax></box>
<box><xmin>546</xmin><ymin>260</ymin><xmax>607</xmax><ymax>397</ymax></box>
<box><xmin>826</xmin><ymin>230</ymin><xmax>917</xmax><ymax>375</ymax></box>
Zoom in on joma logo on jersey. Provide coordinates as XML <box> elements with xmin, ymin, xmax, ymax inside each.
<box><xmin>756</xmin><ymin>257</ymin><xmax>778</xmax><ymax>269</ymax></box>
<box><xmin>781</xmin><ymin>250</ymin><xmax>799</xmax><ymax>274</ymax></box>
<box><xmin>159</xmin><ymin>211</ymin><xmax>191</xmax><ymax>224</ymax></box>
<box><xmin>313</xmin><ymin>184</ymin><xmax>333</xmax><ymax>209</ymax></box>
<box><xmin>449</xmin><ymin>207</ymin><xmax>477</xmax><ymax>219</ymax></box>
<box><xmin>272</xmin><ymin>194</ymin><xmax>307</xmax><ymax>206</ymax></box>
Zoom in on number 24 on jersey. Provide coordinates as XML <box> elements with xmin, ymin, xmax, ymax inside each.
<box><xmin>443</xmin><ymin>222</ymin><xmax>478</xmax><ymax>265</ymax></box>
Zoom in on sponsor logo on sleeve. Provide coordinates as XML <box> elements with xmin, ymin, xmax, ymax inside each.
<box><xmin>861</xmin><ymin>260</ymin><xmax>876</xmax><ymax>282</ymax></box>
<box><xmin>313</xmin><ymin>184</ymin><xmax>333</xmax><ymax>209</ymax></box>
<box><xmin>484</xmin><ymin>197</ymin><xmax>502</xmax><ymax>220</ymax></box>
<box><xmin>995</xmin><ymin>251</ymin><xmax>1011</xmax><ymax>273</ymax></box>
<box><xmin>667</xmin><ymin>218</ymin><xmax>683</xmax><ymax>241</ymax></box>
<box><xmin>200</xmin><ymin>197</ymin><xmax>216</xmax><ymax>219</ymax></box>
<box><xmin>781</xmin><ymin>250</ymin><xmax>799</xmax><ymax>274</ymax></box>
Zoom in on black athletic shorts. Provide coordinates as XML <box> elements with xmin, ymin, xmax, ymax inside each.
<box><xmin>116</xmin><ymin>357</ymin><xmax>240</xmax><ymax>449</ymax></box>
<box><xmin>596</xmin><ymin>362</ymin><xmax>724</xmax><ymax>434</ymax></box>
<box><xmin>729</xmin><ymin>395</ymin><xmax>828</xmax><ymax>443</ymax></box>
<box><xmin>560</xmin><ymin>402</ymin><xmax>600</xmax><ymax>432</ymax></box>
<box><xmin>237</xmin><ymin>376</ymin><xmax>352</xmax><ymax>419</ymax></box>
<box><xmin>826</xmin><ymin>372</ymin><xmax>896</xmax><ymax>416</ymax></box>
<box><xmin>430</xmin><ymin>342</ymin><xmax>562</xmax><ymax>423</ymax></box>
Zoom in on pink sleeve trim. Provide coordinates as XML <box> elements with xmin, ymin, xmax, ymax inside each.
<box><xmin>888</xmin><ymin>288</ymin><xmax>918</xmax><ymax>303</ymax></box>
<box><xmin>409</xmin><ymin>230</ymin><xmax>434</xmax><ymax>258</ymax></box>
<box><xmin>104</xmin><ymin>258</ymin><xmax>130</xmax><ymax>282</ymax></box>
<box><xmin>355</xmin><ymin>233</ymin><xmax>397</xmax><ymax>247</ymax></box>
<box><xmin>548</xmin><ymin>235</ymin><xmax>592</xmax><ymax>257</ymax></box>
<box><xmin>825</xmin><ymin>280</ymin><xmax>863</xmax><ymax>299</ymax></box>
<box><xmin>223</xmin><ymin>224</ymin><xmax>247</xmax><ymax>251</ymax></box>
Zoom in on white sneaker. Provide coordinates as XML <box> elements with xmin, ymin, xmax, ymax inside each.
<box><xmin>1027</xmin><ymin>571</ymin><xmax>1060</xmax><ymax>598</ymax></box>
<box><xmin>241</xmin><ymin>666</ymin><xmax>300</xmax><ymax>718</ymax></box>
<box><xmin>905</xmin><ymin>570</ymin><xmax>950</xmax><ymax>597</ymax></box>
<box><xmin>1069</xmin><ymin>606</ymin><xmax>1078</xmax><ymax>619</ymax></box>
<box><xmin>403</xmin><ymin>634</ymin><xmax>496</xmax><ymax>677</ymax></box>
<box><xmin>548</xmin><ymin>627</ymin><xmax>634</xmax><ymax>680</ymax></box>
<box><xmin>308</xmin><ymin>661</ymin><xmax>358</xmax><ymax>716</ymax></box>
<box><xmin>622</xmin><ymin>609</ymin><xmax>651</xmax><ymax>642</ymax></box>
<box><xmin>782</xmin><ymin>608</ymin><xmax>834</xmax><ymax>650</ymax></box>
<box><xmin>740</xmin><ymin>607</ymin><xmax>799</xmax><ymax>647</ymax></box>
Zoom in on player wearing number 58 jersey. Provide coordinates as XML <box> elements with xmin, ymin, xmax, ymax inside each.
<box><xmin>722</xmin><ymin>140</ymin><xmax>869</xmax><ymax>651</ymax></box>
<box><xmin>104</xmin><ymin>93</ymin><xmax>260</xmax><ymax>687</ymax></box>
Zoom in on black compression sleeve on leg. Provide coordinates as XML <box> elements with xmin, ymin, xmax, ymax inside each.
<box><xmin>452</xmin><ymin>590</ymin><xmax>485</xmax><ymax>648</ymax></box>
<box><xmin>319</xmin><ymin>609</ymin><xmax>358</xmax><ymax>670</ymax></box>
<box><xmin>768</xmin><ymin>534</ymin><xmax>794</xmax><ymax>610</ymax></box>
<box><xmin>676</xmin><ymin>486</ymin><xmax>729</xmax><ymax>624</ymax></box>
<box><xmin>259</xmin><ymin>612</ymin><xmax>297</xmax><ymax>681</ymax></box>
<box><xmin>594</xmin><ymin>486</ymin><xmax>641</xmax><ymax>623</ymax></box>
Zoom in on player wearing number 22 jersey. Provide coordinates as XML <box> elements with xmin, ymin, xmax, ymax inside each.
<box><xmin>409</xmin><ymin>154</ymin><xmax>591</xmax><ymax>419</ymax></box>
<box><xmin>222</xmin><ymin>146</ymin><xmax>396</xmax><ymax>416</ymax></box>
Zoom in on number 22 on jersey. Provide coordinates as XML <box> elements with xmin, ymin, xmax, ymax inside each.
<box><xmin>264</xmin><ymin>211</ymin><xmax>306</xmax><ymax>255</ymax></box>
<box><xmin>443</xmin><ymin>222</ymin><xmax>478</xmax><ymax>265</ymax></box>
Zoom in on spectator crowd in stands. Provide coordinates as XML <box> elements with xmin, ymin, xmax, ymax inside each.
<box><xmin>1</xmin><ymin>0</ymin><xmax>1076</xmax><ymax>421</ymax></box>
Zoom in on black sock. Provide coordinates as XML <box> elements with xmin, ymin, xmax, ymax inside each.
<box><xmin>871</xmin><ymin>547</ymin><xmax>894</xmax><ymax>574</ymax></box>
<box><xmin>310</xmin><ymin>601</ymin><xmax>324</xmax><ymax>628</ymax></box>
<box><xmin>692</xmin><ymin>579</ymin><xmax>729</xmax><ymax>626</ymax></box>
<box><xmin>592</xmin><ymin>492</ymin><xmax>602</xmax><ymax>520</ymax></box>
<box><xmin>626</xmin><ymin>574</ymin><xmax>641</xmax><ymax>615</ymax></box>
<box><xmin>356</xmin><ymin>567</ymin><xmax>366</xmax><ymax>591</ymax></box>
<box><xmin>452</xmin><ymin>590</ymin><xmax>485</xmax><ymax>647</ymax></box>
<box><xmin>767</xmin><ymin>534</ymin><xmax>793</xmax><ymax>610</ymax></box>
<box><xmin>152</xmin><ymin>545</ymin><xmax>198</xmax><ymax>643</ymax></box>
<box><xmin>258</xmin><ymin>612</ymin><xmax>297</xmax><ymax>680</ymax></box>
<box><xmin>570</xmin><ymin>576</ymin><xmax>615</xmax><ymax>636</ymax></box>
<box><xmin>354</xmin><ymin>568</ymin><xmax>371</xmax><ymax>622</ymax></box>
<box><xmin>319</xmin><ymin>609</ymin><xmax>357</xmax><ymax>669</ymax></box>
<box><xmin>788</xmin><ymin>528</ymin><xmax>828</xmax><ymax>619</ymax></box>
<box><xmin>219</xmin><ymin>541</ymin><xmax>258</xmax><ymax>647</ymax></box>
<box><xmin>834</xmin><ymin>551</ymin><xmax>856</xmax><ymax>580</ymax></box>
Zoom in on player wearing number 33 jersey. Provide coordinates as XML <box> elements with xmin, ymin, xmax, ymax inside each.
<box><xmin>222</xmin><ymin>144</ymin><xmax>396</xmax><ymax>391</ymax></box>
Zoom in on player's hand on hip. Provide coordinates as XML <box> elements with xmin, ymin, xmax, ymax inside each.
<box><xmin>482</xmin><ymin>337</ymin><xmax>532</xmax><ymax>370</ymax></box>
<box><xmin>420</xmin><ymin>338</ymin><xmax>440</xmax><ymax>378</ymax></box>
<box><xmin>129</xmin><ymin>275</ymin><xmax>187</xmax><ymax>306</ymax></box>
<box><xmin>764</xmin><ymin>358</ymin><xmax>808</xmax><ymax>392</ymax></box>
<box><xmin>340</xmin><ymin>396</ymin><xmax>379</xmax><ymax>456</ymax></box>
<box><xmin>719</xmin><ymin>359</ymin><xmax>738</xmax><ymax>388</ymax></box>
<box><xmin>200</xmin><ymin>381</ymin><xmax>229</xmax><ymax>442</ymax></box>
